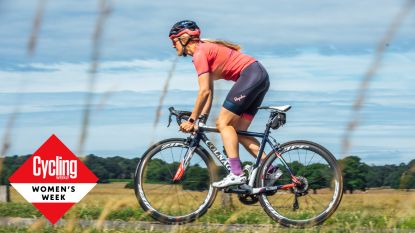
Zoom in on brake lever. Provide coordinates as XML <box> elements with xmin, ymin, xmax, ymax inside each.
<box><xmin>176</xmin><ymin>114</ymin><xmax>183</xmax><ymax>126</ymax></box>
<box><xmin>167</xmin><ymin>112</ymin><xmax>173</xmax><ymax>127</ymax></box>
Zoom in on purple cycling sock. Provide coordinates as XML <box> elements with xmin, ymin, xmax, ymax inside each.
<box><xmin>228</xmin><ymin>157</ymin><xmax>243</xmax><ymax>176</ymax></box>
<box><xmin>267</xmin><ymin>164</ymin><xmax>275</xmax><ymax>173</ymax></box>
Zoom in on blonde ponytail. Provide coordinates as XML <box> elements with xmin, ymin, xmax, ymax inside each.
<box><xmin>201</xmin><ymin>38</ymin><xmax>241</xmax><ymax>51</ymax></box>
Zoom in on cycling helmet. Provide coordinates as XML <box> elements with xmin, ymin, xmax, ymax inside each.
<box><xmin>169</xmin><ymin>20</ymin><xmax>201</xmax><ymax>39</ymax></box>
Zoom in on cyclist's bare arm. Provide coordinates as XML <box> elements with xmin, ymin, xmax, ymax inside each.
<box><xmin>201</xmin><ymin>77</ymin><xmax>213</xmax><ymax>119</ymax></box>
<box><xmin>190</xmin><ymin>73</ymin><xmax>213</xmax><ymax>120</ymax></box>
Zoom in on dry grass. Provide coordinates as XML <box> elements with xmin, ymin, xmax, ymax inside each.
<box><xmin>6</xmin><ymin>183</ymin><xmax>415</xmax><ymax>233</ymax></box>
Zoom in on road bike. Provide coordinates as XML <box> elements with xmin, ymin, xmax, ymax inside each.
<box><xmin>134</xmin><ymin>105</ymin><xmax>343</xmax><ymax>227</ymax></box>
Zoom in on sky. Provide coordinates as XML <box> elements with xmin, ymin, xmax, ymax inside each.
<box><xmin>0</xmin><ymin>0</ymin><xmax>414</xmax><ymax>165</ymax></box>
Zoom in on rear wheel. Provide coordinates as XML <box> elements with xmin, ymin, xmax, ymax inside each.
<box><xmin>258</xmin><ymin>140</ymin><xmax>343</xmax><ymax>227</ymax></box>
<box><xmin>134</xmin><ymin>138</ymin><xmax>217</xmax><ymax>224</ymax></box>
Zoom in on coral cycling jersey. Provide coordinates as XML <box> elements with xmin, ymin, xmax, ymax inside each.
<box><xmin>192</xmin><ymin>42</ymin><xmax>256</xmax><ymax>81</ymax></box>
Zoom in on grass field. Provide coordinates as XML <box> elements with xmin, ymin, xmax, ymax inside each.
<box><xmin>1</xmin><ymin>183</ymin><xmax>414</xmax><ymax>232</ymax></box>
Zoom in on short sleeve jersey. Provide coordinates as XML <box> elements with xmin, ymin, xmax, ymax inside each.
<box><xmin>192</xmin><ymin>42</ymin><xmax>256</xmax><ymax>81</ymax></box>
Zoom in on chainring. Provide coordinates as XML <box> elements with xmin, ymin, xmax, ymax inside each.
<box><xmin>238</xmin><ymin>193</ymin><xmax>259</xmax><ymax>205</ymax></box>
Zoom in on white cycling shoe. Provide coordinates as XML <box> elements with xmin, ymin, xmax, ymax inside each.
<box><xmin>212</xmin><ymin>173</ymin><xmax>247</xmax><ymax>188</ymax></box>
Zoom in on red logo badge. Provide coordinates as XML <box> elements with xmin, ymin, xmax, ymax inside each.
<box><xmin>9</xmin><ymin>134</ymin><xmax>98</xmax><ymax>224</ymax></box>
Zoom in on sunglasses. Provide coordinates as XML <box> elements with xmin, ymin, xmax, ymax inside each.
<box><xmin>171</xmin><ymin>38</ymin><xmax>179</xmax><ymax>47</ymax></box>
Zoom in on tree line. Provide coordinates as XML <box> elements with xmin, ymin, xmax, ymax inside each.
<box><xmin>340</xmin><ymin>156</ymin><xmax>415</xmax><ymax>193</ymax></box>
<box><xmin>0</xmin><ymin>154</ymin><xmax>414</xmax><ymax>193</ymax></box>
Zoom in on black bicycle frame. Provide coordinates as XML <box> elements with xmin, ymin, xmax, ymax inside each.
<box><xmin>191</xmin><ymin>114</ymin><xmax>296</xmax><ymax>178</ymax></box>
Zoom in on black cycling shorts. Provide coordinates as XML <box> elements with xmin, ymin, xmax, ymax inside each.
<box><xmin>223</xmin><ymin>61</ymin><xmax>270</xmax><ymax>120</ymax></box>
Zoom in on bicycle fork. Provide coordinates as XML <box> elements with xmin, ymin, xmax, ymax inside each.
<box><xmin>172</xmin><ymin>146</ymin><xmax>196</xmax><ymax>181</ymax></box>
<box><xmin>173</xmin><ymin>135</ymin><xmax>200</xmax><ymax>182</ymax></box>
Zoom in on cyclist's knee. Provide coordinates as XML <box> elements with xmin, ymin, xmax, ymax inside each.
<box><xmin>216</xmin><ymin>119</ymin><xmax>234</xmax><ymax>131</ymax></box>
<box><xmin>215</xmin><ymin>119</ymin><xmax>225</xmax><ymax>130</ymax></box>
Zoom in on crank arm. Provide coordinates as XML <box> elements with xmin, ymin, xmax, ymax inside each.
<box><xmin>223</xmin><ymin>184</ymin><xmax>252</xmax><ymax>194</ymax></box>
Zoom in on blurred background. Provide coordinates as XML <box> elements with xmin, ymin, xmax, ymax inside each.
<box><xmin>0</xmin><ymin>1</ymin><xmax>414</xmax><ymax>232</ymax></box>
<box><xmin>1</xmin><ymin>0</ymin><xmax>414</xmax><ymax>165</ymax></box>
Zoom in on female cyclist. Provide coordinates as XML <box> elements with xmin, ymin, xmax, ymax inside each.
<box><xmin>169</xmin><ymin>20</ymin><xmax>270</xmax><ymax>188</ymax></box>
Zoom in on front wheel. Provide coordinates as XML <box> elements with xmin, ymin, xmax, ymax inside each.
<box><xmin>134</xmin><ymin>138</ymin><xmax>218</xmax><ymax>224</ymax></box>
<box><xmin>258</xmin><ymin>140</ymin><xmax>343</xmax><ymax>227</ymax></box>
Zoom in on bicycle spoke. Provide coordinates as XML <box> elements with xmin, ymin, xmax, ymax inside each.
<box><xmin>193</xmin><ymin>158</ymin><xmax>203</xmax><ymax>166</ymax></box>
<box><xmin>304</xmin><ymin>195</ymin><xmax>319</xmax><ymax>213</ymax></box>
<box><xmin>273</xmin><ymin>192</ymin><xmax>294</xmax><ymax>206</ymax></box>
<box><xmin>160</xmin><ymin>150</ymin><xmax>175</xmax><ymax>179</ymax></box>
<box><xmin>306</xmin><ymin>153</ymin><xmax>315</xmax><ymax>167</ymax></box>
<box><xmin>308</xmin><ymin>178</ymin><xmax>327</xmax><ymax>185</ymax></box>
<box><xmin>183</xmin><ymin>189</ymin><xmax>202</xmax><ymax>205</ymax></box>
<box><xmin>143</xmin><ymin>183</ymin><xmax>172</xmax><ymax>191</ymax></box>
<box><xmin>306</xmin><ymin>192</ymin><xmax>328</xmax><ymax>210</ymax></box>
<box><xmin>147</xmin><ymin>174</ymin><xmax>172</xmax><ymax>182</ymax></box>
<box><xmin>156</xmin><ymin>182</ymin><xmax>175</xmax><ymax>210</ymax></box>
<box><xmin>283</xmin><ymin>195</ymin><xmax>295</xmax><ymax>210</ymax></box>
<box><xmin>170</xmin><ymin>147</ymin><xmax>177</xmax><ymax>163</ymax></box>
<box><xmin>174</xmin><ymin>184</ymin><xmax>183</xmax><ymax>215</ymax></box>
<box><xmin>305</xmin><ymin>149</ymin><xmax>308</xmax><ymax>166</ymax></box>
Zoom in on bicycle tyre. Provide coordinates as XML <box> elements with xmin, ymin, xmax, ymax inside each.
<box><xmin>257</xmin><ymin>140</ymin><xmax>343</xmax><ymax>227</ymax></box>
<box><xmin>134</xmin><ymin>138</ymin><xmax>218</xmax><ymax>224</ymax></box>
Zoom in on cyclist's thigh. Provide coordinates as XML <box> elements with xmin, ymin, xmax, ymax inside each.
<box><xmin>236</xmin><ymin>117</ymin><xmax>253</xmax><ymax>131</ymax></box>
<box><xmin>217</xmin><ymin>107</ymin><xmax>240</xmax><ymax>127</ymax></box>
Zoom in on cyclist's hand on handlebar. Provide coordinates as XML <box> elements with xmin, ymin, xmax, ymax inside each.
<box><xmin>179</xmin><ymin>121</ymin><xmax>194</xmax><ymax>133</ymax></box>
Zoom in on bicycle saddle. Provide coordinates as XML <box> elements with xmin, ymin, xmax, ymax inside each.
<box><xmin>258</xmin><ymin>105</ymin><xmax>291</xmax><ymax>112</ymax></box>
